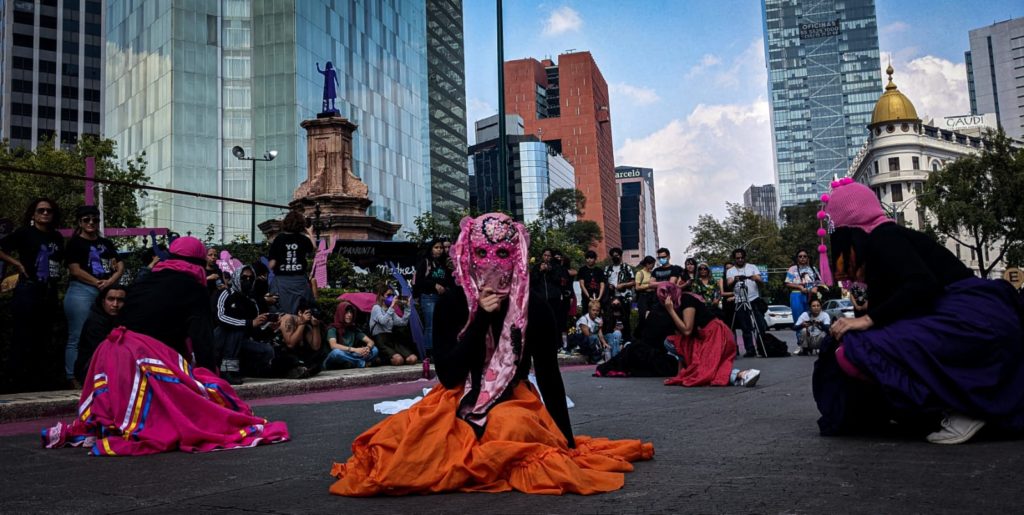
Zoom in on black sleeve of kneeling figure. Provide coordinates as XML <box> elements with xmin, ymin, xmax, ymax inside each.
<box><xmin>528</xmin><ymin>302</ymin><xmax>576</xmax><ymax>448</ymax></box>
<box><xmin>432</xmin><ymin>290</ymin><xmax>487</xmax><ymax>389</ymax></box>
<box><xmin>188</xmin><ymin>286</ymin><xmax>219</xmax><ymax>369</ymax></box>
<box><xmin>866</xmin><ymin>230</ymin><xmax>942</xmax><ymax>327</ymax></box>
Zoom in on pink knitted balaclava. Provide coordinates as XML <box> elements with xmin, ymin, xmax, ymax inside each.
<box><xmin>815</xmin><ymin>178</ymin><xmax>893</xmax><ymax>285</ymax></box>
<box><xmin>450</xmin><ymin>213</ymin><xmax>530</xmax><ymax>429</ymax></box>
<box><xmin>152</xmin><ymin>236</ymin><xmax>208</xmax><ymax>285</ymax></box>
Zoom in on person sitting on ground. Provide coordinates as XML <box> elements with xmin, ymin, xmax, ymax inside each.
<box><xmin>329</xmin><ymin>212</ymin><xmax>653</xmax><ymax>496</ymax></box>
<box><xmin>573</xmin><ymin>299</ymin><xmax>607</xmax><ymax>363</ymax></box>
<box><xmin>324</xmin><ymin>303</ymin><xmax>379</xmax><ymax>369</ymax></box>
<box><xmin>785</xmin><ymin>249</ymin><xmax>821</xmax><ymax>325</ymax></box>
<box><xmin>594</xmin><ymin>287</ymin><xmax>679</xmax><ymax>379</ymax></box>
<box><xmin>812</xmin><ymin>179</ymin><xmax>1024</xmax><ymax>445</ymax></box>
<box><xmin>274</xmin><ymin>298</ymin><xmax>326</xmax><ymax>378</ymax></box>
<box><xmin>205</xmin><ymin>246</ymin><xmax>226</xmax><ymax>298</ymax></box>
<box><xmin>660</xmin><ymin>283</ymin><xmax>761</xmax><ymax>387</ymax></box>
<box><xmin>213</xmin><ymin>265</ymin><xmax>277</xmax><ymax>385</ymax></box>
<box><xmin>42</xmin><ymin>236</ymin><xmax>289</xmax><ymax>455</ymax></box>
<box><xmin>601</xmin><ymin>296</ymin><xmax>632</xmax><ymax>360</ymax></box>
<box><xmin>794</xmin><ymin>297</ymin><xmax>830</xmax><ymax>356</ymax></box>
<box><xmin>73</xmin><ymin>285</ymin><xmax>126</xmax><ymax>384</ymax></box>
<box><xmin>369</xmin><ymin>283</ymin><xmax>418</xmax><ymax>366</ymax></box>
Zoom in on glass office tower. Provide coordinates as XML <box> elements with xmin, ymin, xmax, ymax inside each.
<box><xmin>426</xmin><ymin>0</ymin><xmax>469</xmax><ymax>219</ymax></box>
<box><xmin>105</xmin><ymin>0</ymin><xmax>430</xmax><ymax>240</ymax></box>
<box><xmin>762</xmin><ymin>0</ymin><xmax>882</xmax><ymax>209</ymax></box>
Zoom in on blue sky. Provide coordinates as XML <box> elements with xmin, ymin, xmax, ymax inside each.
<box><xmin>462</xmin><ymin>0</ymin><xmax>1024</xmax><ymax>256</ymax></box>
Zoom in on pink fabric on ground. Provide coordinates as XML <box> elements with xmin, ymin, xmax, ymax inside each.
<box><xmin>835</xmin><ymin>345</ymin><xmax>872</xmax><ymax>383</ymax></box>
<box><xmin>41</xmin><ymin>327</ymin><xmax>289</xmax><ymax>455</ymax></box>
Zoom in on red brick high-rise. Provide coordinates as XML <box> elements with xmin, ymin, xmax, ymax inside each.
<box><xmin>504</xmin><ymin>51</ymin><xmax>620</xmax><ymax>256</ymax></box>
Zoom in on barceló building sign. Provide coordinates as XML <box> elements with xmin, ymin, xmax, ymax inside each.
<box><xmin>615</xmin><ymin>169</ymin><xmax>643</xmax><ymax>179</ymax></box>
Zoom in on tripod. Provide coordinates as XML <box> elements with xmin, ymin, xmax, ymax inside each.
<box><xmin>731</xmin><ymin>278</ymin><xmax>768</xmax><ymax>357</ymax></box>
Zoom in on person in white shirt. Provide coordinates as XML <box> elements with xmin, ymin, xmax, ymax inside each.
<box><xmin>794</xmin><ymin>297</ymin><xmax>830</xmax><ymax>355</ymax></box>
<box><xmin>575</xmin><ymin>300</ymin><xmax>608</xmax><ymax>363</ymax></box>
<box><xmin>725</xmin><ymin>248</ymin><xmax>767</xmax><ymax>357</ymax></box>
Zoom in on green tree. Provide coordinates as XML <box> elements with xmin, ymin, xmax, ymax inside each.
<box><xmin>919</xmin><ymin>130</ymin><xmax>1024</xmax><ymax>276</ymax></box>
<box><xmin>779</xmin><ymin>201</ymin><xmax>823</xmax><ymax>261</ymax></box>
<box><xmin>687</xmin><ymin>203</ymin><xmax>785</xmax><ymax>268</ymax></box>
<box><xmin>0</xmin><ymin>135</ymin><xmax>149</xmax><ymax>230</ymax></box>
<box><xmin>403</xmin><ymin>211</ymin><xmax>457</xmax><ymax>245</ymax></box>
<box><xmin>538</xmin><ymin>188</ymin><xmax>586</xmax><ymax>230</ymax></box>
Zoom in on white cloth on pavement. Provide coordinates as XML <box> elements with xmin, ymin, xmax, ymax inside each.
<box><xmin>372</xmin><ymin>375</ymin><xmax>574</xmax><ymax>415</ymax></box>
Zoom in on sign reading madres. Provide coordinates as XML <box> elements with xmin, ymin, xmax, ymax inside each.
<box><xmin>799</xmin><ymin>19</ymin><xmax>841</xmax><ymax>39</ymax></box>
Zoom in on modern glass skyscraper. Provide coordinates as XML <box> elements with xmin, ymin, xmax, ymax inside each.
<box><xmin>1</xmin><ymin>0</ymin><xmax>104</xmax><ymax>149</ymax></box>
<box><xmin>105</xmin><ymin>0</ymin><xmax>431</xmax><ymax>240</ymax></box>
<box><xmin>426</xmin><ymin>0</ymin><xmax>469</xmax><ymax>219</ymax></box>
<box><xmin>966</xmin><ymin>18</ymin><xmax>1024</xmax><ymax>140</ymax></box>
<box><xmin>762</xmin><ymin>0</ymin><xmax>882</xmax><ymax>209</ymax></box>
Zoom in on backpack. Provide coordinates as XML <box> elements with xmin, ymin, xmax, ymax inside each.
<box><xmin>761</xmin><ymin>332</ymin><xmax>791</xmax><ymax>358</ymax></box>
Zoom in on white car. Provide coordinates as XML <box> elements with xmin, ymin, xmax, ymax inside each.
<box><xmin>764</xmin><ymin>305</ymin><xmax>794</xmax><ymax>330</ymax></box>
<box><xmin>823</xmin><ymin>299</ymin><xmax>855</xmax><ymax>321</ymax></box>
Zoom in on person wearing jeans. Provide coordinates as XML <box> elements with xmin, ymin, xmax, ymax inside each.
<box><xmin>324</xmin><ymin>303</ymin><xmax>379</xmax><ymax>369</ymax></box>
<box><xmin>413</xmin><ymin>239</ymin><xmax>453</xmax><ymax>356</ymax></box>
<box><xmin>63</xmin><ymin>205</ymin><xmax>123</xmax><ymax>388</ymax></box>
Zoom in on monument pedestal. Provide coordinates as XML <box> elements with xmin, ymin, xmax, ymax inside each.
<box><xmin>261</xmin><ymin>114</ymin><xmax>399</xmax><ymax>242</ymax></box>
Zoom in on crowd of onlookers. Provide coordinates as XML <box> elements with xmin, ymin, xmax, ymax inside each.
<box><xmin>1</xmin><ymin>196</ymin><xmax>834</xmax><ymax>394</ymax></box>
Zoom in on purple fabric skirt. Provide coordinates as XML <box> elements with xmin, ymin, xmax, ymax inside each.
<box><xmin>816</xmin><ymin>277</ymin><xmax>1024</xmax><ymax>434</ymax></box>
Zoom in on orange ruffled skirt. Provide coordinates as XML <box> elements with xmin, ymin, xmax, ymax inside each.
<box><xmin>330</xmin><ymin>382</ymin><xmax>654</xmax><ymax>496</ymax></box>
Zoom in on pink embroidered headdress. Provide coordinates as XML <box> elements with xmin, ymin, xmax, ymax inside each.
<box><xmin>450</xmin><ymin>213</ymin><xmax>530</xmax><ymax>428</ymax></box>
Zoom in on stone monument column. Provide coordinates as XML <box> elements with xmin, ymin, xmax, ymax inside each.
<box><xmin>267</xmin><ymin>114</ymin><xmax>399</xmax><ymax>243</ymax></box>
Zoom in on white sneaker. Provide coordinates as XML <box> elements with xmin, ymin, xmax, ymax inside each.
<box><xmin>926</xmin><ymin>414</ymin><xmax>986</xmax><ymax>445</ymax></box>
<box><xmin>737</xmin><ymin>369</ymin><xmax>761</xmax><ymax>387</ymax></box>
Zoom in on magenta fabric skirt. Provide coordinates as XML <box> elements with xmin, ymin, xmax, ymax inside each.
<box><xmin>42</xmin><ymin>327</ymin><xmax>289</xmax><ymax>455</ymax></box>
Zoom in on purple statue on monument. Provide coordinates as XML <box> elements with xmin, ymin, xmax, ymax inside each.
<box><xmin>317</xmin><ymin>61</ymin><xmax>340</xmax><ymax>114</ymax></box>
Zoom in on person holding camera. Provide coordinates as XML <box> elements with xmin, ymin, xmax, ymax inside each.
<box><xmin>213</xmin><ymin>265</ymin><xmax>277</xmax><ymax>385</ymax></box>
<box><xmin>794</xmin><ymin>297</ymin><xmax>830</xmax><ymax>356</ymax></box>
<box><xmin>725</xmin><ymin>248</ymin><xmax>767</xmax><ymax>357</ymax></box>
<box><xmin>370</xmin><ymin>283</ymin><xmax>418</xmax><ymax>366</ymax></box>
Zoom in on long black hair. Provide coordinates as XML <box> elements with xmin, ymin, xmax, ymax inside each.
<box><xmin>829</xmin><ymin>226</ymin><xmax>870</xmax><ymax>277</ymax></box>
<box><xmin>22</xmin><ymin>197</ymin><xmax>62</xmax><ymax>230</ymax></box>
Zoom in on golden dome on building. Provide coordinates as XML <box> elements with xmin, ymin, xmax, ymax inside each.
<box><xmin>870</xmin><ymin>65</ymin><xmax>920</xmax><ymax>126</ymax></box>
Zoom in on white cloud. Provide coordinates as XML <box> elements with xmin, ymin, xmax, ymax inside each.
<box><xmin>880</xmin><ymin>21</ymin><xmax>910</xmax><ymax>36</ymax></box>
<box><xmin>609</xmin><ymin>83</ymin><xmax>660</xmax><ymax>106</ymax></box>
<box><xmin>615</xmin><ymin>99</ymin><xmax>774</xmax><ymax>256</ymax></box>
<box><xmin>685</xmin><ymin>54</ymin><xmax>722</xmax><ymax>78</ymax></box>
<box><xmin>543</xmin><ymin>6</ymin><xmax>583</xmax><ymax>36</ymax></box>
<box><xmin>712</xmin><ymin>38</ymin><xmax>766</xmax><ymax>91</ymax></box>
<box><xmin>880</xmin><ymin>52</ymin><xmax>970</xmax><ymax>121</ymax></box>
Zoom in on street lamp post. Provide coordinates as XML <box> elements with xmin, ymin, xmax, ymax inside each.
<box><xmin>232</xmin><ymin>146</ymin><xmax>278</xmax><ymax>242</ymax></box>
<box><xmin>739</xmin><ymin>234</ymin><xmax>770</xmax><ymax>251</ymax></box>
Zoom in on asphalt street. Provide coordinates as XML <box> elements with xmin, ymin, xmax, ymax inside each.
<box><xmin>1</xmin><ymin>330</ymin><xmax>1022</xmax><ymax>514</ymax></box>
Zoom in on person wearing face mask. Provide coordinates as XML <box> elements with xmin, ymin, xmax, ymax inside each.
<box><xmin>329</xmin><ymin>213</ymin><xmax>653</xmax><ymax>497</ymax></box>
<box><xmin>604</xmin><ymin>247</ymin><xmax>636</xmax><ymax>308</ymax></box>
<box><xmin>73</xmin><ymin>285</ymin><xmax>127</xmax><ymax>384</ymax></box>
<box><xmin>63</xmin><ymin>205</ymin><xmax>124</xmax><ymax>389</ymax></box>
<box><xmin>214</xmin><ymin>265</ymin><xmax>277</xmax><ymax>385</ymax></box>
<box><xmin>369</xmin><ymin>283</ymin><xmax>416</xmax><ymax>366</ymax></box>
<box><xmin>650</xmin><ymin>248</ymin><xmax>684</xmax><ymax>289</ymax></box>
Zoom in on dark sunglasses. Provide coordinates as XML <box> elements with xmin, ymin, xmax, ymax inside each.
<box><xmin>797</xmin><ymin>254</ymin><xmax>809</xmax><ymax>258</ymax></box>
<box><xmin>698</xmin><ymin>266</ymin><xmax>709</xmax><ymax>271</ymax></box>
<box><xmin>35</xmin><ymin>207</ymin><xmax>53</xmax><ymax>214</ymax></box>
<box><xmin>81</xmin><ymin>216</ymin><xmax>100</xmax><ymax>223</ymax></box>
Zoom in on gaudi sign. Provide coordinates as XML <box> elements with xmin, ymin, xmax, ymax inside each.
<box><xmin>943</xmin><ymin>113</ymin><xmax>997</xmax><ymax>131</ymax></box>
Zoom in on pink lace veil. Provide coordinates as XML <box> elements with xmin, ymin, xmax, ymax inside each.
<box><xmin>450</xmin><ymin>213</ymin><xmax>530</xmax><ymax>427</ymax></box>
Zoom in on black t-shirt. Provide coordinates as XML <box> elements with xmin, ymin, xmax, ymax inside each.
<box><xmin>577</xmin><ymin>266</ymin><xmax>606</xmax><ymax>298</ymax></box>
<box><xmin>65</xmin><ymin>235</ymin><xmax>119</xmax><ymax>282</ymax></box>
<box><xmin>269</xmin><ymin>232</ymin><xmax>315</xmax><ymax>276</ymax></box>
<box><xmin>0</xmin><ymin>226</ymin><xmax>65</xmax><ymax>282</ymax></box>
<box><xmin>651</xmin><ymin>264</ymin><xmax>683</xmax><ymax>283</ymax></box>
